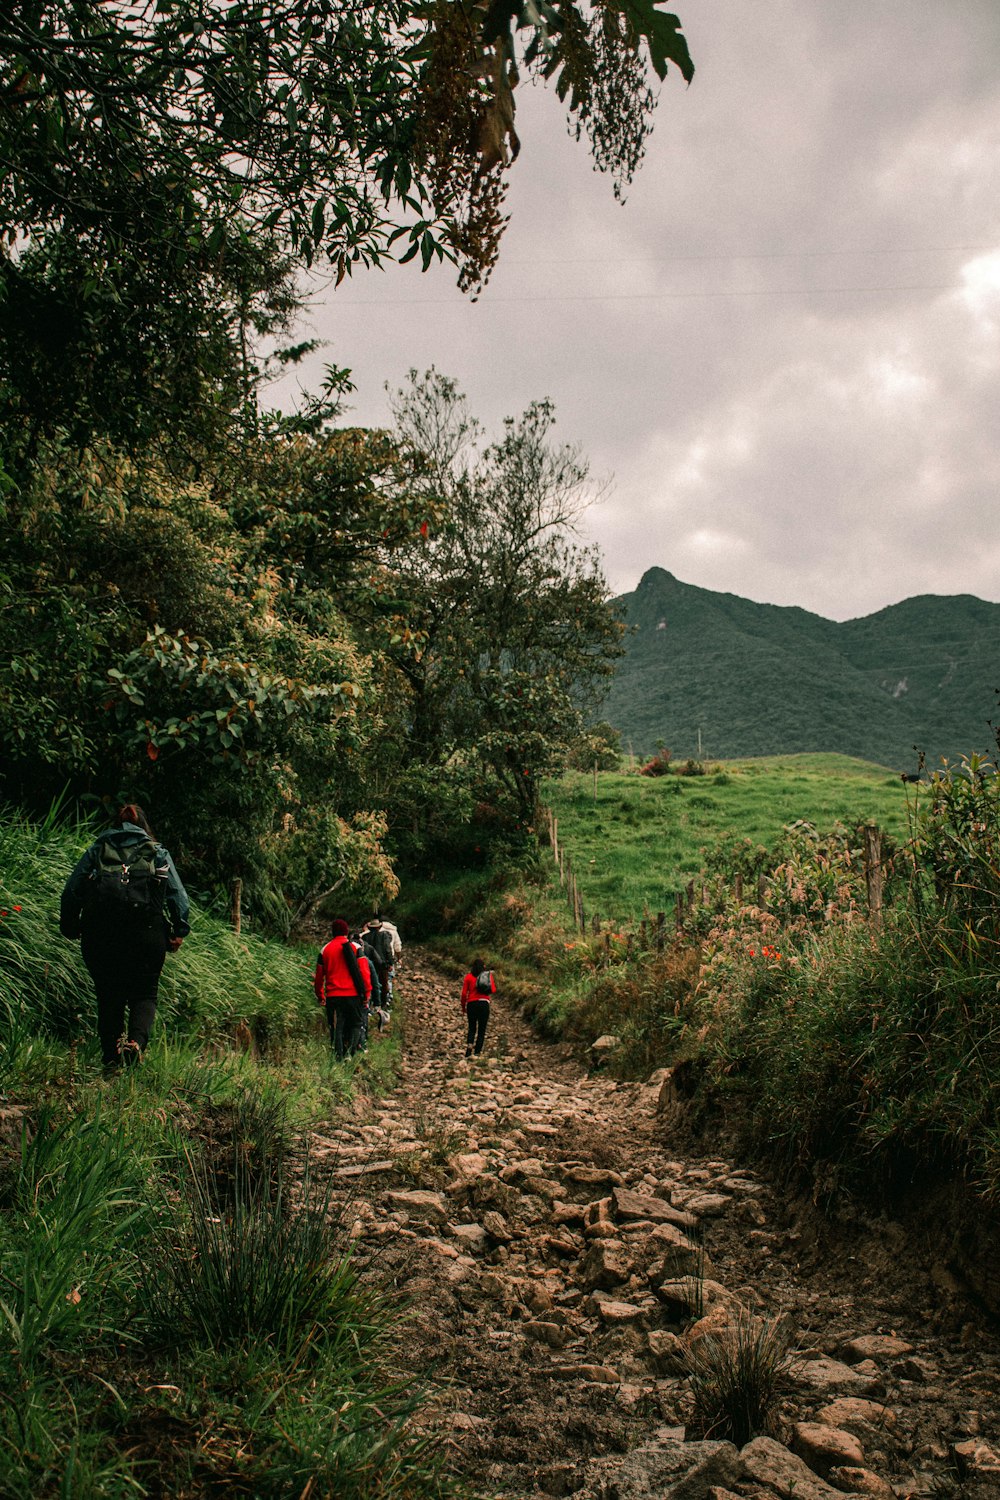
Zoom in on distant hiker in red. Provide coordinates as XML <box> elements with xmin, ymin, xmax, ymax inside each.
<box><xmin>314</xmin><ymin>917</ymin><xmax>370</xmax><ymax>1059</ymax></box>
<box><xmin>460</xmin><ymin>958</ymin><xmax>496</xmax><ymax>1058</ymax></box>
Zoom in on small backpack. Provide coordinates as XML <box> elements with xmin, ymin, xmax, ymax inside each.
<box><xmin>475</xmin><ymin>969</ymin><xmax>494</xmax><ymax>995</ymax></box>
<box><xmin>83</xmin><ymin>838</ymin><xmax>167</xmax><ymax>932</ymax></box>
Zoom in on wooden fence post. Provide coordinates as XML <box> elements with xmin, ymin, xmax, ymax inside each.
<box><xmin>231</xmin><ymin>877</ymin><xmax>242</xmax><ymax>937</ymax></box>
<box><xmin>656</xmin><ymin>910</ymin><xmax>665</xmax><ymax>952</ymax></box>
<box><xmin>863</xmin><ymin>826</ymin><xmax>883</xmax><ymax>926</ymax></box>
<box><xmin>675</xmin><ymin>892</ymin><xmax>685</xmax><ymax>931</ymax></box>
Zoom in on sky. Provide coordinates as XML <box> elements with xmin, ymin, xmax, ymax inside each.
<box><xmin>274</xmin><ymin>1</ymin><xmax>1000</xmax><ymax>624</ymax></box>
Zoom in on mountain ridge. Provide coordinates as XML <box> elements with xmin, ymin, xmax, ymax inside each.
<box><xmin>601</xmin><ymin>567</ymin><xmax>999</xmax><ymax>767</ymax></box>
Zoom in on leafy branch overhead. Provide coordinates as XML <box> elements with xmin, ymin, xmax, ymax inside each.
<box><xmin>0</xmin><ymin>0</ymin><xmax>692</xmax><ymax>293</ymax></box>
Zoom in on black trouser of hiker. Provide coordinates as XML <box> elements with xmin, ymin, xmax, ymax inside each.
<box><xmin>465</xmin><ymin>999</ymin><xmax>490</xmax><ymax>1056</ymax></box>
<box><xmin>81</xmin><ymin>923</ymin><xmax>167</xmax><ymax>1067</ymax></box>
<box><xmin>326</xmin><ymin>995</ymin><xmax>364</xmax><ymax>1059</ymax></box>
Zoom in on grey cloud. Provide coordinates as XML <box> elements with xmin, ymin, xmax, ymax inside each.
<box><xmin>274</xmin><ymin>1</ymin><xmax>1000</xmax><ymax>622</ymax></box>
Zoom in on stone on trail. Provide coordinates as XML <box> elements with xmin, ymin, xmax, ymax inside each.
<box><xmin>790</xmin><ymin>1352</ymin><xmax>879</xmax><ymax>1397</ymax></box>
<box><xmin>383</xmin><ymin>1189</ymin><xmax>450</xmax><ymax>1223</ymax></box>
<box><xmin>552</xmin><ymin>1200</ymin><xmax>587</xmax><ymax>1226</ymax></box>
<box><xmin>583</xmin><ymin>1196</ymin><xmax>615</xmax><ymax>1232</ymax></box>
<box><xmin>646</xmin><ymin>1328</ymin><xmax>687</xmax><ymax>1372</ymax></box>
<box><xmin>585</xmin><ymin>1429</ymin><xmax>741</xmax><ymax>1500</ymax></box>
<box><xmin>827</xmin><ymin>1466</ymin><xmax>895</xmax><ymax>1497</ymax></box>
<box><xmin>657</xmin><ymin>1279</ymin><xmax>737</xmax><ymax>1323</ymax></box>
<box><xmin>589</xmin><ymin>1293</ymin><xmax>648</xmax><ymax>1325</ymax></box>
<box><xmin>792</xmin><ymin>1421</ymin><xmax>865</xmax><ymax>1476</ymax></box>
<box><xmin>579</xmin><ymin>1240</ymin><xmax>632</xmax><ymax>1290</ymax></box>
<box><xmin>645</xmin><ymin>1221</ymin><xmax>710</xmax><ymax>1280</ymax></box>
<box><xmin>451</xmin><ymin>1151</ymin><xmax>491</xmax><ymax>1179</ymax></box>
<box><xmin>500</xmin><ymin>1157</ymin><xmax>546</xmax><ymax>1183</ymax></box>
<box><xmin>894</xmin><ymin>1355</ymin><xmax>936</xmax><ymax>1382</ymax></box>
<box><xmin>451</xmin><ymin>1222</ymin><xmax>488</xmax><ymax>1252</ymax></box>
<box><xmin>333</xmin><ymin>1158</ymin><xmax>396</xmax><ymax>1177</ymax></box>
<box><xmin>524</xmin><ymin>1319</ymin><xmax>570</xmax><ymax>1348</ymax></box>
<box><xmin>951</xmin><ymin>1437</ymin><xmax>1000</xmax><ymax>1479</ymax></box>
<box><xmin>840</xmin><ymin>1335</ymin><xmax>914</xmax><ymax>1364</ymax></box>
<box><xmin>613</xmin><ymin>1185</ymin><xmax>698</xmax><ymax>1230</ymax></box>
<box><xmin>562</xmin><ymin>1164</ymin><xmax>626</xmax><ymax>1191</ymax></box>
<box><xmin>814</xmin><ymin>1398</ymin><xmax>897</xmax><ymax>1436</ymax></box>
<box><xmin>677</xmin><ymin>1192</ymin><xmax>731</xmax><ymax>1218</ymax></box>
<box><xmin>481</xmin><ymin>1209</ymin><xmax>511</xmax><ymax>1241</ymax></box>
<box><xmin>740</xmin><ymin>1436</ymin><xmax>851</xmax><ymax>1499</ymax></box>
<box><xmin>549</xmin><ymin>1362</ymin><xmax>621</xmax><ymax>1384</ymax></box>
<box><xmin>590</xmin><ymin>1034</ymin><xmax>621</xmax><ymax>1065</ymax></box>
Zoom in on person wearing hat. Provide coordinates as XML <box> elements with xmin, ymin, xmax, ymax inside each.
<box><xmin>314</xmin><ymin>918</ymin><xmax>370</xmax><ymax>1059</ymax></box>
<box><xmin>362</xmin><ymin>916</ymin><xmax>395</xmax><ymax>1014</ymax></box>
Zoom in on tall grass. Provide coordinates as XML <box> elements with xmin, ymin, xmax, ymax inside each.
<box><xmin>0</xmin><ymin>802</ymin><xmax>314</xmax><ymax>1068</ymax></box>
<box><xmin>0</xmin><ymin>805</ymin><xmax>449</xmax><ymax>1499</ymax></box>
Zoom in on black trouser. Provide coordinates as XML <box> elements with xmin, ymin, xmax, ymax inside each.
<box><xmin>325</xmin><ymin>995</ymin><xmax>364</xmax><ymax>1059</ymax></box>
<box><xmin>81</xmin><ymin>924</ymin><xmax>167</xmax><ymax>1066</ymax></box>
<box><xmin>465</xmin><ymin>999</ymin><xmax>490</xmax><ymax>1055</ymax></box>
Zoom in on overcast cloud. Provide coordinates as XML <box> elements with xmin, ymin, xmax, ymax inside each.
<box><xmin>274</xmin><ymin>1</ymin><xmax>1000</xmax><ymax>622</ymax></box>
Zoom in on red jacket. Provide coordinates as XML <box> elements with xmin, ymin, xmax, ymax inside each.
<box><xmin>314</xmin><ymin>936</ymin><xmax>370</xmax><ymax>1004</ymax></box>
<box><xmin>461</xmin><ymin>969</ymin><xmax>496</xmax><ymax>1010</ymax></box>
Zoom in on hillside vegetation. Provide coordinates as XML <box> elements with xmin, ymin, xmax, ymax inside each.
<box><xmin>541</xmin><ymin>753</ymin><xmax>912</xmax><ymax>925</ymax></box>
<box><xmin>602</xmin><ymin>567</ymin><xmax>1000</xmax><ymax>766</ymax></box>
<box><xmin>469</xmin><ymin>749</ymin><xmax>1000</xmax><ymax>1229</ymax></box>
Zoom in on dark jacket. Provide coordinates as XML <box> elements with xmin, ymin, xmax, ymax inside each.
<box><xmin>60</xmin><ymin>823</ymin><xmax>191</xmax><ymax>941</ymax></box>
<box><xmin>360</xmin><ymin>939</ymin><xmax>383</xmax><ymax>1006</ymax></box>
<box><xmin>364</xmin><ymin>926</ymin><xmax>394</xmax><ymax>969</ymax></box>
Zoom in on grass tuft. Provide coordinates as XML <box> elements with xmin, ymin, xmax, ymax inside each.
<box><xmin>685</xmin><ymin>1314</ymin><xmax>791</xmax><ymax>1446</ymax></box>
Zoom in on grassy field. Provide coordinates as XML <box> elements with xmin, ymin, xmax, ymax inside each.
<box><xmin>541</xmin><ymin>752</ymin><xmax>916</xmax><ymax>925</ymax></box>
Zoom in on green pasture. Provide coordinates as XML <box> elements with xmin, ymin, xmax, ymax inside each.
<box><xmin>541</xmin><ymin>753</ymin><xmax>915</xmax><ymax>925</ymax></box>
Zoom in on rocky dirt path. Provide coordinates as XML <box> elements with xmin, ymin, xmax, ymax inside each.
<box><xmin>311</xmin><ymin>951</ymin><xmax>1000</xmax><ymax>1500</ymax></box>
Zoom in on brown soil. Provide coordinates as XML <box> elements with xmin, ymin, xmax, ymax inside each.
<box><xmin>314</xmin><ymin>950</ymin><xmax>1000</xmax><ymax>1499</ymax></box>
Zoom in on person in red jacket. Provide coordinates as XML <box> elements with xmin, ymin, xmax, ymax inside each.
<box><xmin>313</xmin><ymin>918</ymin><xmax>370</xmax><ymax>1059</ymax></box>
<box><xmin>460</xmin><ymin>958</ymin><xmax>496</xmax><ymax>1058</ymax></box>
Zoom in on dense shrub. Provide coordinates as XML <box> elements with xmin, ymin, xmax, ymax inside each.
<box><xmin>639</xmin><ymin>748</ymin><xmax>672</xmax><ymax>777</ymax></box>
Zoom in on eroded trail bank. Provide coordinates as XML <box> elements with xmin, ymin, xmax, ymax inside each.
<box><xmin>312</xmin><ymin>951</ymin><xmax>1000</xmax><ymax>1499</ymax></box>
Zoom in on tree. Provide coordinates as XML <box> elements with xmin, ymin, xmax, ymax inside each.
<box><xmin>383</xmin><ymin>369</ymin><xmax>624</xmax><ymax>825</ymax></box>
<box><xmin>1</xmin><ymin>0</ymin><xmax>693</xmax><ymax>297</ymax></box>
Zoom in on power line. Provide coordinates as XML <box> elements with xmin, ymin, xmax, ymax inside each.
<box><xmin>504</xmin><ymin>244</ymin><xmax>997</xmax><ymax>267</ymax></box>
<box><xmin>333</xmin><ymin>281</ymin><xmax>960</xmax><ymax>307</ymax></box>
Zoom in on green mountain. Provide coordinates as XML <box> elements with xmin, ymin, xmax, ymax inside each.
<box><xmin>601</xmin><ymin>568</ymin><xmax>1000</xmax><ymax>768</ymax></box>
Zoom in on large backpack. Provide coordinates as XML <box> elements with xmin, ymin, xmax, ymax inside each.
<box><xmin>83</xmin><ymin>837</ymin><xmax>167</xmax><ymax>933</ymax></box>
<box><xmin>475</xmin><ymin>969</ymin><xmax>494</xmax><ymax>996</ymax></box>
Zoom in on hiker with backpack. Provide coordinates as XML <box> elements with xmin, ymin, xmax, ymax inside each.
<box><xmin>59</xmin><ymin>803</ymin><xmax>190</xmax><ymax>1073</ymax></box>
<box><xmin>355</xmin><ymin>927</ymin><xmax>386</xmax><ymax>1033</ymax></box>
<box><xmin>362</xmin><ymin>915</ymin><xmax>396</xmax><ymax>1015</ymax></box>
<box><xmin>460</xmin><ymin>958</ymin><xmax>496</xmax><ymax>1058</ymax></box>
<box><xmin>314</xmin><ymin>918</ymin><xmax>370</xmax><ymax>1059</ymax></box>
